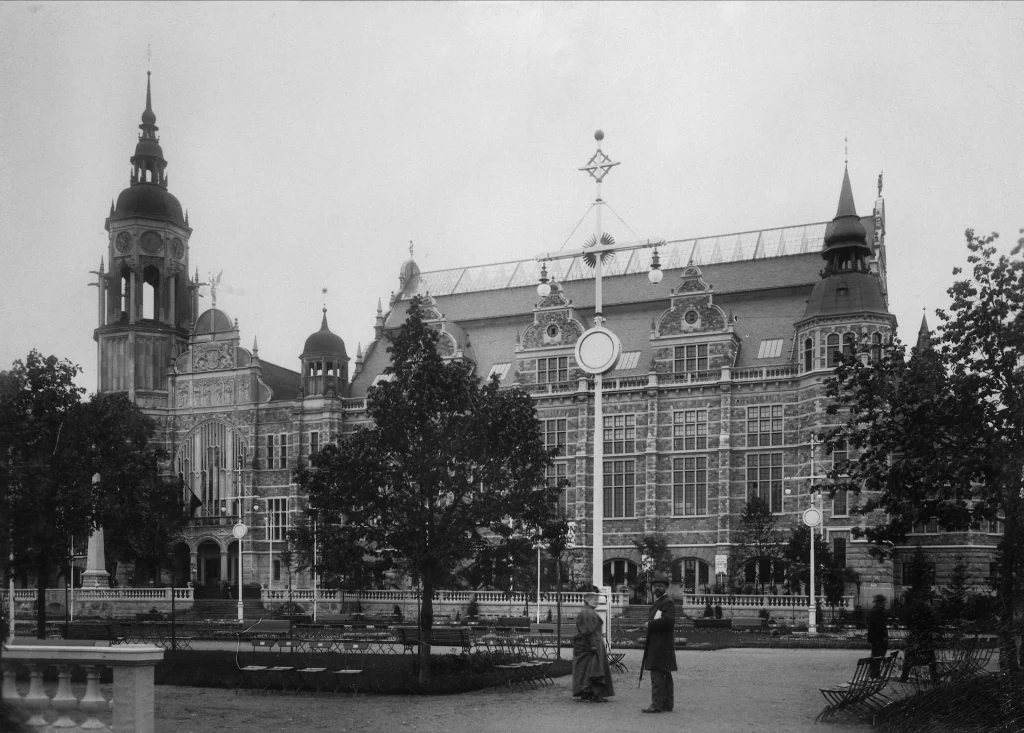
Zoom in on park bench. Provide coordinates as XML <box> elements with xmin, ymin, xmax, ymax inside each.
<box><xmin>394</xmin><ymin>626</ymin><xmax>474</xmax><ymax>653</ymax></box>
<box><xmin>732</xmin><ymin>617</ymin><xmax>767</xmax><ymax>632</ymax></box>
<box><xmin>815</xmin><ymin>652</ymin><xmax>898</xmax><ymax>724</ymax></box>
<box><xmin>63</xmin><ymin>621</ymin><xmax>125</xmax><ymax>644</ymax></box>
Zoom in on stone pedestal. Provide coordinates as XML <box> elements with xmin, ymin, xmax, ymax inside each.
<box><xmin>80</xmin><ymin>528</ymin><xmax>110</xmax><ymax>589</ymax></box>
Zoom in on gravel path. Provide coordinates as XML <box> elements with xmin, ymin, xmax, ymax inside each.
<box><xmin>155</xmin><ymin>647</ymin><xmax>877</xmax><ymax>733</ymax></box>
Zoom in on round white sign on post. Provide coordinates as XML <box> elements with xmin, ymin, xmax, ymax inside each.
<box><xmin>802</xmin><ymin>507</ymin><xmax>822</xmax><ymax>528</ymax></box>
<box><xmin>232</xmin><ymin>523</ymin><xmax>248</xmax><ymax>539</ymax></box>
<box><xmin>574</xmin><ymin>326</ymin><xmax>622</xmax><ymax>375</ymax></box>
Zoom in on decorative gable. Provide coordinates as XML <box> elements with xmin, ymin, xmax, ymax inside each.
<box><xmin>520</xmin><ymin>283</ymin><xmax>585</xmax><ymax>351</ymax></box>
<box><xmin>655</xmin><ymin>265</ymin><xmax>729</xmax><ymax>336</ymax></box>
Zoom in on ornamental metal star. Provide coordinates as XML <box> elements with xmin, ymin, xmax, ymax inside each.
<box><xmin>579</xmin><ymin>148</ymin><xmax>620</xmax><ymax>182</ymax></box>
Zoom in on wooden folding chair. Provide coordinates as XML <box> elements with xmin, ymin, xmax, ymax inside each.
<box><xmin>332</xmin><ymin>641</ymin><xmax>367</xmax><ymax>696</ymax></box>
<box><xmin>237</xmin><ymin>640</ymin><xmax>277</xmax><ymax>694</ymax></box>
<box><xmin>266</xmin><ymin>639</ymin><xmax>301</xmax><ymax>692</ymax></box>
<box><xmin>295</xmin><ymin>640</ymin><xmax>335</xmax><ymax>696</ymax></box>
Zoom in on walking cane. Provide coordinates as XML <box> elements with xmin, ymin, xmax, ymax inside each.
<box><xmin>638</xmin><ymin>635</ymin><xmax>650</xmax><ymax>688</ymax></box>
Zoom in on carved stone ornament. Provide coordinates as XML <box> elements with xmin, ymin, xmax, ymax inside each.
<box><xmin>172</xmin><ymin>237</ymin><xmax>185</xmax><ymax>260</ymax></box>
<box><xmin>141</xmin><ymin>231</ymin><xmax>163</xmax><ymax>255</ymax></box>
<box><xmin>192</xmin><ymin>342</ymin><xmax>234</xmax><ymax>372</ymax></box>
<box><xmin>176</xmin><ymin>377</ymin><xmax>238</xmax><ymax>407</ymax></box>
<box><xmin>115</xmin><ymin>231</ymin><xmax>132</xmax><ymax>254</ymax></box>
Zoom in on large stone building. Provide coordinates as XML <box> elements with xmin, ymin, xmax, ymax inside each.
<box><xmin>93</xmin><ymin>76</ymin><xmax>1000</xmax><ymax>605</ymax></box>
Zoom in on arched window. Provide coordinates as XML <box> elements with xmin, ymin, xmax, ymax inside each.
<box><xmin>120</xmin><ymin>267</ymin><xmax>132</xmax><ymax>319</ymax></box>
<box><xmin>603</xmin><ymin>558</ymin><xmax>638</xmax><ymax>590</ymax></box>
<box><xmin>176</xmin><ymin>420</ymin><xmax>246</xmax><ymax>518</ymax></box>
<box><xmin>842</xmin><ymin>332</ymin><xmax>856</xmax><ymax>358</ymax></box>
<box><xmin>803</xmin><ymin>337</ymin><xmax>814</xmax><ymax>372</ymax></box>
<box><xmin>870</xmin><ymin>332</ymin><xmax>882</xmax><ymax>362</ymax></box>
<box><xmin>672</xmin><ymin>558</ymin><xmax>710</xmax><ymax>593</ymax></box>
<box><xmin>827</xmin><ymin>333</ymin><xmax>840</xmax><ymax>366</ymax></box>
<box><xmin>142</xmin><ymin>265</ymin><xmax>160</xmax><ymax>320</ymax></box>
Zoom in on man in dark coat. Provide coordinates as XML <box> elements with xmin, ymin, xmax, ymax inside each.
<box><xmin>642</xmin><ymin>573</ymin><xmax>677</xmax><ymax>713</ymax></box>
<box><xmin>866</xmin><ymin>594</ymin><xmax>889</xmax><ymax>678</ymax></box>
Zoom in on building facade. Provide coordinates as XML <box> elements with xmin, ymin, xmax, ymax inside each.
<box><xmin>93</xmin><ymin>77</ymin><xmax>1001</xmax><ymax>605</ymax></box>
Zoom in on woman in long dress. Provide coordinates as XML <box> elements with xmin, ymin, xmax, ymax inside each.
<box><xmin>571</xmin><ymin>591</ymin><xmax>615</xmax><ymax>702</ymax></box>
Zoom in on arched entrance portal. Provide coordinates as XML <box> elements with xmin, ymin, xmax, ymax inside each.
<box><xmin>672</xmin><ymin>558</ymin><xmax>711</xmax><ymax>593</ymax></box>
<box><xmin>603</xmin><ymin>558</ymin><xmax>638</xmax><ymax>593</ymax></box>
<box><xmin>742</xmin><ymin>557</ymin><xmax>787</xmax><ymax>594</ymax></box>
<box><xmin>196</xmin><ymin>540</ymin><xmax>222</xmax><ymax>591</ymax></box>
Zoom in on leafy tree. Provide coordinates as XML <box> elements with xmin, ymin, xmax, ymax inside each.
<box><xmin>733</xmin><ymin>497</ymin><xmax>784</xmax><ymax>590</ymax></box>
<box><xmin>0</xmin><ymin>351</ymin><xmax>178</xmax><ymax>637</ymax></box>
<box><xmin>295</xmin><ymin>297</ymin><xmax>560</xmax><ymax>684</ymax></box>
<box><xmin>938</xmin><ymin>554</ymin><xmax>970</xmax><ymax>633</ymax></box>
<box><xmin>632</xmin><ymin>533</ymin><xmax>674</xmax><ymax>602</ymax></box>
<box><xmin>824</xmin><ymin>229</ymin><xmax>1024</xmax><ymax>673</ymax></box>
<box><xmin>782</xmin><ymin>522</ymin><xmax>834</xmax><ymax>595</ymax></box>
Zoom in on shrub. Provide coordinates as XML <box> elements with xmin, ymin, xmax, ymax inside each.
<box><xmin>466</xmin><ymin>595</ymin><xmax>479</xmax><ymax>618</ymax></box>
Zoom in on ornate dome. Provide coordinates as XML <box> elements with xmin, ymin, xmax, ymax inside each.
<box><xmin>802</xmin><ymin>271</ymin><xmax>888</xmax><ymax>319</ymax></box>
<box><xmin>194</xmin><ymin>308</ymin><xmax>234</xmax><ymax>335</ymax></box>
<box><xmin>111</xmin><ymin>184</ymin><xmax>186</xmax><ymax>226</ymax></box>
<box><xmin>302</xmin><ymin>310</ymin><xmax>348</xmax><ymax>358</ymax></box>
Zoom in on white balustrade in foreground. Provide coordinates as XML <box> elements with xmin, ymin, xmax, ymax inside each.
<box><xmin>1</xmin><ymin>643</ymin><xmax>164</xmax><ymax>733</ymax></box>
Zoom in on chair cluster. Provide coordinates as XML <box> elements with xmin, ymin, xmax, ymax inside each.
<box><xmin>816</xmin><ymin>652</ymin><xmax>900</xmax><ymax>724</ymax></box>
<box><xmin>473</xmin><ymin>637</ymin><xmax>556</xmax><ymax>691</ymax></box>
<box><xmin>235</xmin><ymin>638</ymin><xmax>368</xmax><ymax>695</ymax></box>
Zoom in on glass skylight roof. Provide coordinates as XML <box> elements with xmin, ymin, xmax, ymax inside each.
<box><xmin>407</xmin><ymin>221</ymin><xmax>831</xmax><ymax>299</ymax></box>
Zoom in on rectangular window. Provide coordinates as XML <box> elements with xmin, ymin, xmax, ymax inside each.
<box><xmin>537</xmin><ymin>356</ymin><xmax>568</xmax><ymax>384</ymax></box>
<box><xmin>266</xmin><ymin>435</ymin><xmax>276</xmax><ymax>469</ymax></box>
<box><xmin>603</xmin><ymin>459</ymin><xmax>635</xmax><ymax>518</ymax></box>
<box><xmin>273</xmin><ymin>560</ymin><xmax>281</xmax><ymax>582</ymax></box>
<box><xmin>310</xmin><ymin>431</ymin><xmax>320</xmax><ymax>457</ymax></box>
<box><xmin>547</xmin><ymin>463</ymin><xmax>568</xmax><ymax>516</ymax></box>
<box><xmin>672</xmin><ymin>410</ymin><xmax>707</xmax><ymax>451</ymax></box>
<box><xmin>902</xmin><ymin>560</ymin><xmax>935</xmax><ymax>586</ymax></box>
<box><xmin>746</xmin><ymin>405</ymin><xmax>783</xmax><ymax>447</ymax></box>
<box><xmin>673</xmin><ymin>344</ymin><xmax>708</xmax><ymax>373</ymax></box>
<box><xmin>746</xmin><ymin>453</ymin><xmax>783</xmax><ymax>513</ymax></box>
<box><xmin>278</xmin><ymin>434</ymin><xmax>288</xmax><ymax>469</ymax></box>
<box><xmin>268</xmin><ymin>497</ymin><xmax>288</xmax><ymax>541</ymax></box>
<box><xmin>673</xmin><ymin>456</ymin><xmax>708</xmax><ymax>516</ymax></box>
<box><xmin>833</xmin><ymin>537</ymin><xmax>847</xmax><ymax>569</ymax></box>
<box><xmin>832</xmin><ymin>489</ymin><xmax>848</xmax><ymax>517</ymax></box>
<box><xmin>544</xmin><ymin>418</ymin><xmax>567</xmax><ymax>456</ymax></box>
<box><xmin>603</xmin><ymin>414</ymin><xmax>636</xmax><ymax>454</ymax></box>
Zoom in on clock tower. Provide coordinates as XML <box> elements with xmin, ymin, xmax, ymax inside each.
<box><xmin>93</xmin><ymin>73</ymin><xmax>199</xmax><ymax>406</ymax></box>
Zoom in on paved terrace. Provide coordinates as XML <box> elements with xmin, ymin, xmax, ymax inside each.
<box><xmin>152</xmin><ymin>647</ymin><xmax>877</xmax><ymax>733</ymax></box>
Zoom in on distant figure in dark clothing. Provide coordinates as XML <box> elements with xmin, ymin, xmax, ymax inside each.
<box><xmin>703</xmin><ymin>602</ymin><xmax>714</xmax><ymax>618</ymax></box>
<box><xmin>866</xmin><ymin>595</ymin><xmax>889</xmax><ymax>678</ymax></box>
<box><xmin>714</xmin><ymin>602</ymin><xmax>723</xmax><ymax>619</ymax></box>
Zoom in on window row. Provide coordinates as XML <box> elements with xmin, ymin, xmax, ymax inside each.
<box><xmin>803</xmin><ymin>331</ymin><xmax>885</xmax><ymax>372</ymax></box>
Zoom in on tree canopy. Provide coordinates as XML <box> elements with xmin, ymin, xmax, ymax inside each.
<box><xmin>295</xmin><ymin>297</ymin><xmax>561</xmax><ymax>683</ymax></box>
<box><xmin>0</xmin><ymin>350</ymin><xmax>186</xmax><ymax>636</ymax></box>
<box><xmin>823</xmin><ymin>229</ymin><xmax>1024</xmax><ymax>673</ymax></box>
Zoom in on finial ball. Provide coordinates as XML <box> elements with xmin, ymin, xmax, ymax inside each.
<box><xmin>594</xmin><ymin>130</ymin><xmax>604</xmax><ymax>142</ymax></box>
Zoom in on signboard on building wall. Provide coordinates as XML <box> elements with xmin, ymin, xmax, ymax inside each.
<box><xmin>715</xmin><ymin>555</ymin><xmax>728</xmax><ymax>576</ymax></box>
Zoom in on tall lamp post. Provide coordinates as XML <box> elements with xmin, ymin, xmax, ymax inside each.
<box><xmin>784</xmin><ymin>435</ymin><xmax>823</xmax><ymax>634</ymax></box>
<box><xmin>226</xmin><ymin>456</ymin><xmax>263</xmax><ymax>623</ymax></box>
<box><xmin>534</xmin><ymin>131</ymin><xmax>664</xmax><ymax>640</ymax></box>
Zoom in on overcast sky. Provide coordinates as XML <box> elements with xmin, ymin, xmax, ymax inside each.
<box><xmin>2</xmin><ymin>2</ymin><xmax>1022</xmax><ymax>393</ymax></box>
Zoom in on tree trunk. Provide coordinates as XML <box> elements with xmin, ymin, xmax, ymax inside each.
<box><xmin>35</xmin><ymin>557</ymin><xmax>49</xmax><ymax>639</ymax></box>
<box><xmin>417</xmin><ymin>575</ymin><xmax>434</xmax><ymax>686</ymax></box>
<box><xmin>998</xmin><ymin>485</ymin><xmax>1022</xmax><ymax>674</ymax></box>
<box><xmin>555</xmin><ymin>558</ymin><xmax>562</xmax><ymax>659</ymax></box>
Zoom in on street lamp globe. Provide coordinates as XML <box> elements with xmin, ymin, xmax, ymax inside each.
<box><xmin>537</xmin><ymin>281</ymin><xmax>551</xmax><ymax>298</ymax></box>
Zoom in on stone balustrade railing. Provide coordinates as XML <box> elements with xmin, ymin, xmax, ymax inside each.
<box><xmin>3</xmin><ymin>587</ymin><xmax>193</xmax><ymax>605</ymax></box>
<box><xmin>262</xmin><ymin>588</ymin><xmax>633</xmax><ymax>606</ymax></box>
<box><xmin>1</xmin><ymin>643</ymin><xmax>164</xmax><ymax>733</ymax></box>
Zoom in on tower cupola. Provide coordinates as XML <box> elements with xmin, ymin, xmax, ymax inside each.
<box><xmin>301</xmin><ymin>308</ymin><xmax>349</xmax><ymax>398</ymax></box>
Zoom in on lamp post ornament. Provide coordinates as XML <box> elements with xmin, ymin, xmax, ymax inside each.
<box><xmin>534</xmin><ymin>132</ymin><xmax>666</xmax><ymax>641</ymax></box>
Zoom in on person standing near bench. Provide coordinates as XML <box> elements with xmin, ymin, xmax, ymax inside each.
<box><xmin>571</xmin><ymin>591</ymin><xmax>614</xmax><ymax>703</ymax></box>
<box><xmin>866</xmin><ymin>595</ymin><xmax>889</xmax><ymax>678</ymax></box>
<box><xmin>642</xmin><ymin>573</ymin><xmax>677</xmax><ymax>714</ymax></box>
